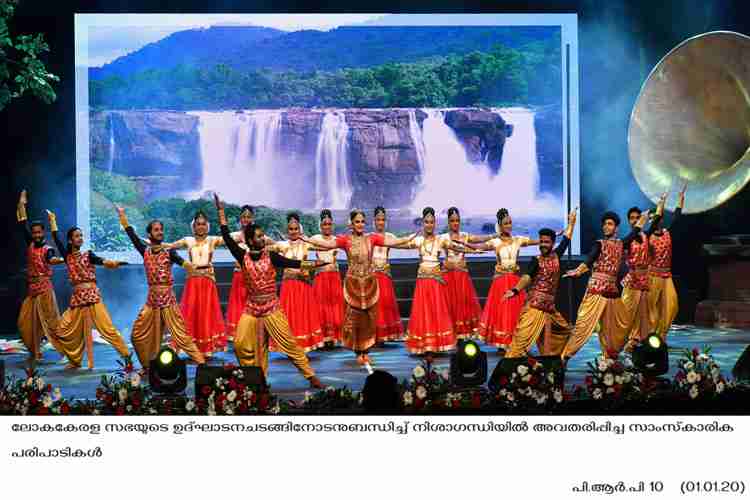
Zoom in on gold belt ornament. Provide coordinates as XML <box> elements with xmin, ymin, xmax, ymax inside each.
<box><xmin>592</xmin><ymin>272</ymin><xmax>616</xmax><ymax>283</ymax></box>
<box><xmin>650</xmin><ymin>266</ymin><xmax>671</xmax><ymax>274</ymax></box>
<box><xmin>188</xmin><ymin>267</ymin><xmax>215</xmax><ymax>281</ymax></box>
<box><xmin>249</xmin><ymin>292</ymin><xmax>276</xmax><ymax>304</ymax></box>
<box><xmin>74</xmin><ymin>281</ymin><xmax>97</xmax><ymax>290</ymax></box>
<box><xmin>444</xmin><ymin>260</ymin><xmax>468</xmax><ymax>272</ymax></box>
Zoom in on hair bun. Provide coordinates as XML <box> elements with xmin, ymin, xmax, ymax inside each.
<box><xmin>320</xmin><ymin>209</ymin><xmax>333</xmax><ymax>221</ymax></box>
<box><xmin>422</xmin><ymin>206</ymin><xmax>435</xmax><ymax>218</ymax></box>
<box><xmin>287</xmin><ymin>212</ymin><xmax>301</xmax><ymax>223</ymax></box>
<box><xmin>447</xmin><ymin>206</ymin><xmax>460</xmax><ymax>218</ymax></box>
<box><xmin>497</xmin><ymin>208</ymin><xmax>510</xmax><ymax>221</ymax></box>
<box><xmin>374</xmin><ymin>206</ymin><xmax>386</xmax><ymax>217</ymax></box>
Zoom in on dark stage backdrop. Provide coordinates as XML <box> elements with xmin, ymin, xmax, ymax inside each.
<box><xmin>3</xmin><ymin>0</ymin><xmax>750</xmax><ymax>333</ymax></box>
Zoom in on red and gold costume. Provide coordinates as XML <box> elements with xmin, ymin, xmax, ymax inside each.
<box><xmin>478</xmin><ymin>236</ymin><xmax>531</xmax><ymax>347</ymax></box>
<box><xmin>123</xmin><ymin>225</ymin><xmax>205</xmax><ymax>368</ymax></box>
<box><xmin>403</xmin><ymin>235</ymin><xmax>456</xmax><ymax>354</ymax></box>
<box><xmin>16</xmin><ymin>209</ymin><xmax>61</xmax><ymax>360</ymax></box>
<box><xmin>324</xmin><ymin>232</ymin><xmax>387</xmax><ymax>354</ymax></box>
<box><xmin>648</xmin><ymin>208</ymin><xmax>681</xmax><ymax>338</ymax></box>
<box><xmin>561</xmin><ymin>227</ymin><xmax>642</xmax><ymax>359</ymax></box>
<box><xmin>172</xmin><ymin>236</ymin><xmax>227</xmax><ymax>356</ymax></box>
<box><xmin>270</xmin><ymin>240</ymin><xmax>324</xmax><ymax>352</ymax></box>
<box><xmin>618</xmin><ymin>227</ymin><xmax>652</xmax><ymax>350</ymax></box>
<box><xmin>48</xmin><ymin>231</ymin><xmax>130</xmax><ymax>366</ymax></box>
<box><xmin>440</xmin><ymin>232</ymin><xmax>482</xmax><ymax>338</ymax></box>
<box><xmin>220</xmin><ymin>224</ymin><xmax>316</xmax><ymax>380</ymax></box>
<box><xmin>225</xmin><ymin>230</ymin><xmax>248</xmax><ymax>341</ymax></box>
<box><xmin>312</xmin><ymin>234</ymin><xmax>345</xmax><ymax>344</ymax></box>
<box><xmin>371</xmin><ymin>233</ymin><xmax>404</xmax><ymax>342</ymax></box>
<box><xmin>506</xmin><ymin>236</ymin><xmax>573</xmax><ymax>358</ymax></box>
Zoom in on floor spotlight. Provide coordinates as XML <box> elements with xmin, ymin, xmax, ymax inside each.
<box><xmin>149</xmin><ymin>347</ymin><xmax>187</xmax><ymax>394</ymax></box>
<box><xmin>631</xmin><ymin>334</ymin><xmax>669</xmax><ymax>376</ymax></box>
<box><xmin>450</xmin><ymin>339</ymin><xmax>487</xmax><ymax>387</ymax></box>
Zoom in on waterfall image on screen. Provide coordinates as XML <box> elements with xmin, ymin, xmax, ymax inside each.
<box><xmin>77</xmin><ymin>14</ymin><xmax>578</xmax><ymax>258</ymax></box>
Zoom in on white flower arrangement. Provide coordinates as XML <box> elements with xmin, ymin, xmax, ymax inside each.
<box><xmin>674</xmin><ymin>347</ymin><xmax>734</xmax><ymax>401</ymax></box>
<box><xmin>413</xmin><ymin>366</ymin><xmax>426</xmax><ymax>379</ymax></box>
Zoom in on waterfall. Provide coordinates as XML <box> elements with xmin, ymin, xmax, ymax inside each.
<box><xmin>106</xmin><ymin>115</ymin><xmax>116</xmax><ymax>174</ymax></box>
<box><xmin>314</xmin><ymin>112</ymin><xmax>351</xmax><ymax>209</ymax></box>
<box><xmin>188</xmin><ymin>111</ymin><xmax>281</xmax><ymax>205</ymax></box>
<box><xmin>410</xmin><ymin>107</ymin><xmax>559</xmax><ymax>217</ymax></box>
<box><xmin>408</xmin><ymin>109</ymin><xmax>426</xmax><ymax>173</ymax></box>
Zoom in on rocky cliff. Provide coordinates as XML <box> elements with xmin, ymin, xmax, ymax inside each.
<box><xmin>90</xmin><ymin>111</ymin><xmax>202</xmax><ymax>201</ymax></box>
<box><xmin>444</xmin><ymin>109</ymin><xmax>509</xmax><ymax>172</ymax></box>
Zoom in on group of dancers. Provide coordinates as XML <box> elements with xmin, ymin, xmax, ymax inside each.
<box><xmin>14</xmin><ymin>183</ymin><xmax>685</xmax><ymax>387</ymax></box>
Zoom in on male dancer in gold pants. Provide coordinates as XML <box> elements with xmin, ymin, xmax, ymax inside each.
<box><xmin>561</xmin><ymin>210</ymin><xmax>648</xmax><ymax>361</ymax></box>
<box><xmin>117</xmin><ymin>207</ymin><xmax>205</xmax><ymax>369</ymax></box>
<box><xmin>47</xmin><ymin>210</ymin><xmax>130</xmax><ymax>369</ymax></box>
<box><xmin>215</xmin><ymin>194</ymin><xmax>323</xmax><ymax>388</ymax></box>
<box><xmin>504</xmin><ymin>209</ymin><xmax>577</xmax><ymax>358</ymax></box>
<box><xmin>16</xmin><ymin>190</ymin><xmax>63</xmax><ymax>364</ymax></box>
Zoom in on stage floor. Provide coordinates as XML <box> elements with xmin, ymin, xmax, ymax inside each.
<box><xmin>2</xmin><ymin>325</ymin><xmax>748</xmax><ymax>403</ymax></box>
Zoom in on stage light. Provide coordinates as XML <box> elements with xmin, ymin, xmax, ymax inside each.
<box><xmin>631</xmin><ymin>334</ymin><xmax>669</xmax><ymax>376</ymax></box>
<box><xmin>450</xmin><ymin>339</ymin><xmax>487</xmax><ymax>387</ymax></box>
<box><xmin>149</xmin><ymin>347</ymin><xmax>187</xmax><ymax>394</ymax></box>
<box><xmin>362</xmin><ymin>370</ymin><xmax>400</xmax><ymax>411</ymax></box>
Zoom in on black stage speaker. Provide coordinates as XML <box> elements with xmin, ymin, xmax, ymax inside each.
<box><xmin>195</xmin><ymin>365</ymin><xmax>267</xmax><ymax>396</ymax></box>
<box><xmin>488</xmin><ymin>355</ymin><xmax>565</xmax><ymax>393</ymax></box>
<box><xmin>732</xmin><ymin>345</ymin><xmax>750</xmax><ymax>382</ymax></box>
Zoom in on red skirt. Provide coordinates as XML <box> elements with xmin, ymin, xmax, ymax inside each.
<box><xmin>279</xmin><ymin>278</ymin><xmax>324</xmax><ymax>352</ymax></box>
<box><xmin>313</xmin><ymin>270</ymin><xmax>344</xmax><ymax>343</ymax></box>
<box><xmin>405</xmin><ymin>278</ymin><xmax>456</xmax><ymax>354</ymax></box>
<box><xmin>374</xmin><ymin>271</ymin><xmax>403</xmax><ymax>341</ymax></box>
<box><xmin>443</xmin><ymin>269</ymin><xmax>481</xmax><ymax>338</ymax></box>
<box><xmin>225</xmin><ymin>270</ymin><xmax>247</xmax><ymax>341</ymax></box>
<box><xmin>180</xmin><ymin>276</ymin><xmax>227</xmax><ymax>355</ymax></box>
<box><xmin>479</xmin><ymin>273</ymin><xmax>525</xmax><ymax>347</ymax></box>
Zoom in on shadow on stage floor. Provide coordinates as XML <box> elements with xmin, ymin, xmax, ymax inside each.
<box><xmin>2</xmin><ymin>325</ymin><xmax>749</xmax><ymax>403</ymax></box>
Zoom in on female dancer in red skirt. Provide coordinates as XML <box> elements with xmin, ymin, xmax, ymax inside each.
<box><xmin>372</xmin><ymin>206</ymin><xmax>404</xmax><ymax>343</ymax></box>
<box><xmin>225</xmin><ymin>205</ymin><xmax>254</xmax><ymax>341</ymax></box>
<box><xmin>441</xmin><ymin>206</ymin><xmax>496</xmax><ymax>339</ymax></box>
<box><xmin>267</xmin><ymin>213</ymin><xmax>324</xmax><ymax>352</ymax></box>
<box><xmin>402</xmin><ymin>207</ymin><xmax>479</xmax><ymax>358</ymax></box>
<box><xmin>471</xmin><ymin>208</ymin><xmax>538</xmax><ymax>353</ymax></box>
<box><xmin>312</xmin><ymin>209</ymin><xmax>345</xmax><ymax>346</ymax></box>
<box><xmin>171</xmin><ymin>210</ymin><xmax>227</xmax><ymax>357</ymax></box>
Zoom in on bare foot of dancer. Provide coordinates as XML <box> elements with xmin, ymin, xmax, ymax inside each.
<box><xmin>308</xmin><ymin>376</ymin><xmax>324</xmax><ymax>389</ymax></box>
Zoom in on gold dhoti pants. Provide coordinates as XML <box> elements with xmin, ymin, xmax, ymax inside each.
<box><xmin>130</xmin><ymin>304</ymin><xmax>205</xmax><ymax>368</ymax></box>
<box><xmin>648</xmin><ymin>275</ymin><xmax>679</xmax><ymax>339</ymax></box>
<box><xmin>51</xmin><ymin>302</ymin><xmax>130</xmax><ymax>367</ymax></box>
<box><xmin>615</xmin><ymin>286</ymin><xmax>650</xmax><ymax>349</ymax></box>
<box><xmin>234</xmin><ymin>308</ymin><xmax>315</xmax><ymax>379</ymax></box>
<box><xmin>17</xmin><ymin>290</ymin><xmax>61</xmax><ymax>358</ymax></box>
<box><xmin>506</xmin><ymin>304</ymin><xmax>573</xmax><ymax>358</ymax></box>
<box><xmin>343</xmin><ymin>304</ymin><xmax>377</xmax><ymax>353</ymax></box>
<box><xmin>562</xmin><ymin>292</ymin><xmax>631</xmax><ymax>359</ymax></box>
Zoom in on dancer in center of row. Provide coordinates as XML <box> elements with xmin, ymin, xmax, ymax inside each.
<box><xmin>302</xmin><ymin>209</ymin><xmax>417</xmax><ymax>367</ymax></box>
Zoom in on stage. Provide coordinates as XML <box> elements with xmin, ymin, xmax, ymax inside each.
<box><xmin>2</xmin><ymin>324</ymin><xmax>747</xmax><ymax>403</ymax></box>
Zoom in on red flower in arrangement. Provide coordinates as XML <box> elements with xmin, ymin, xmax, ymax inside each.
<box><xmin>116</xmin><ymin>407</ymin><xmax>125</xmax><ymax>416</ymax></box>
<box><xmin>228</xmin><ymin>379</ymin><xmax>238</xmax><ymax>391</ymax></box>
<box><xmin>61</xmin><ymin>403</ymin><xmax>70</xmax><ymax>415</ymax></box>
<box><xmin>498</xmin><ymin>375</ymin><xmax>509</xmax><ymax>386</ymax></box>
<box><xmin>224</xmin><ymin>363</ymin><xmax>237</xmax><ymax>370</ymax></box>
<box><xmin>529</xmin><ymin>376</ymin><xmax>538</xmax><ymax>385</ymax></box>
<box><xmin>46</xmin><ymin>384</ymin><xmax>52</xmax><ymax>392</ymax></box>
<box><xmin>239</xmin><ymin>402</ymin><xmax>248</xmax><ymax>413</ymax></box>
<box><xmin>471</xmin><ymin>394</ymin><xmax>482</xmax><ymax>408</ymax></box>
<box><xmin>585</xmin><ymin>376</ymin><xmax>593</xmax><ymax>385</ymax></box>
<box><xmin>104</xmin><ymin>394</ymin><xmax>113</xmax><ymax>405</ymax></box>
<box><xmin>29</xmin><ymin>394</ymin><xmax>38</xmax><ymax>405</ymax></box>
<box><xmin>606</xmin><ymin>349</ymin><xmax>619</xmax><ymax>359</ymax></box>
<box><xmin>249</xmin><ymin>393</ymin><xmax>257</xmax><ymax>404</ymax></box>
<box><xmin>238</xmin><ymin>384</ymin><xmax>246</xmax><ymax>392</ymax></box>
<box><xmin>258</xmin><ymin>394</ymin><xmax>269</xmax><ymax>410</ymax></box>
<box><xmin>527</xmin><ymin>357</ymin><xmax>538</xmax><ymax>367</ymax></box>
<box><xmin>201</xmin><ymin>385</ymin><xmax>212</xmax><ymax>396</ymax></box>
<box><xmin>452</xmin><ymin>399</ymin><xmax>461</xmax><ymax>409</ymax></box>
<box><xmin>414</xmin><ymin>398</ymin><xmax>425</xmax><ymax>409</ymax></box>
<box><xmin>37</xmin><ymin>407</ymin><xmax>49</xmax><ymax>415</ymax></box>
<box><xmin>132</xmin><ymin>397</ymin><xmax>141</xmax><ymax>408</ymax></box>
